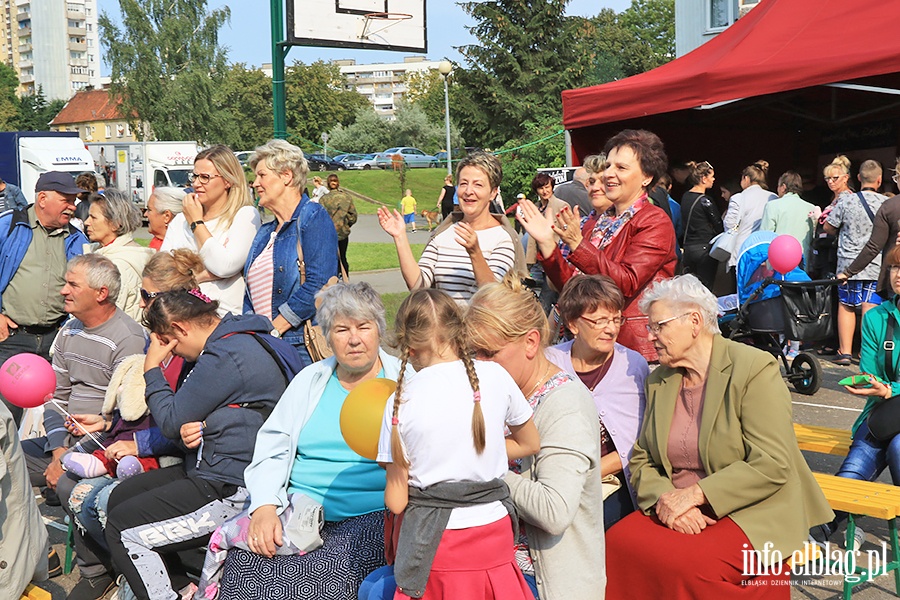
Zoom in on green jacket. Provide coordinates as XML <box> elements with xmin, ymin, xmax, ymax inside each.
<box><xmin>320</xmin><ymin>188</ymin><xmax>357</xmax><ymax>240</ymax></box>
<box><xmin>631</xmin><ymin>335</ymin><xmax>833</xmax><ymax>565</ymax></box>
<box><xmin>852</xmin><ymin>298</ymin><xmax>900</xmax><ymax>436</ymax></box>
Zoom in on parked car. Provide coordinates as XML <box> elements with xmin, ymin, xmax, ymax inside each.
<box><xmin>375</xmin><ymin>147</ymin><xmax>438</xmax><ymax>169</ymax></box>
<box><xmin>433</xmin><ymin>148</ymin><xmax>468</xmax><ymax>167</ymax></box>
<box><xmin>306</xmin><ymin>155</ymin><xmax>345</xmax><ymax>171</ymax></box>
<box><xmin>345</xmin><ymin>153</ymin><xmax>380</xmax><ymax>170</ymax></box>
<box><xmin>234</xmin><ymin>151</ymin><xmax>254</xmax><ymax>167</ymax></box>
<box><xmin>333</xmin><ymin>153</ymin><xmax>366</xmax><ymax>165</ymax></box>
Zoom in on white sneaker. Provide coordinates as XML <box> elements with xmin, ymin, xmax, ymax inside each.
<box><xmin>848</xmin><ymin>527</ymin><xmax>866</xmax><ymax>552</ymax></box>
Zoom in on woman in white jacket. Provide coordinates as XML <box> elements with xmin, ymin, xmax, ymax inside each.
<box><xmin>722</xmin><ymin>160</ymin><xmax>777</xmax><ymax>270</ymax></box>
<box><xmin>161</xmin><ymin>144</ymin><xmax>260</xmax><ymax>315</ymax></box>
<box><xmin>85</xmin><ymin>189</ymin><xmax>153</xmax><ymax>321</ymax></box>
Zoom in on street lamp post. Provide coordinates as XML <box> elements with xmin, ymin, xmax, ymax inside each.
<box><xmin>438</xmin><ymin>60</ymin><xmax>453</xmax><ymax>176</ymax></box>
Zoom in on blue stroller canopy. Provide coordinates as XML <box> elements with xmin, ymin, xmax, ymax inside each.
<box><xmin>736</xmin><ymin>231</ymin><xmax>810</xmax><ymax>305</ymax></box>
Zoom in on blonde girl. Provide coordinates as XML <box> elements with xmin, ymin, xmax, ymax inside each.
<box><xmin>378</xmin><ymin>288</ymin><xmax>538</xmax><ymax>600</ymax></box>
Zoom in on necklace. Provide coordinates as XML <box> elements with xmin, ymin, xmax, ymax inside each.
<box><xmin>526</xmin><ymin>362</ymin><xmax>553</xmax><ymax>399</ymax></box>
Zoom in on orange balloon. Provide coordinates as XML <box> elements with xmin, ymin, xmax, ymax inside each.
<box><xmin>340</xmin><ymin>378</ymin><xmax>397</xmax><ymax>460</ymax></box>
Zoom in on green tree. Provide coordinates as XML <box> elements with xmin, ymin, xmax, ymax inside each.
<box><xmin>456</xmin><ymin>0</ymin><xmax>595</xmax><ymax>148</ymax></box>
<box><xmin>0</xmin><ymin>63</ymin><xmax>20</xmax><ymax>130</ymax></box>
<box><xmin>213</xmin><ymin>64</ymin><xmax>272</xmax><ymax>150</ymax></box>
<box><xmin>19</xmin><ymin>86</ymin><xmax>66</xmax><ymax>131</ymax></box>
<box><xmin>496</xmin><ymin>118</ymin><xmax>566</xmax><ymax>198</ymax></box>
<box><xmin>618</xmin><ymin>0</ymin><xmax>675</xmax><ymax>74</ymax></box>
<box><xmin>327</xmin><ymin>107</ymin><xmax>394</xmax><ymax>155</ymax></box>
<box><xmin>284</xmin><ymin>61</ymin><xmax>369</xmax><ymax>147</ymax></box>
<box><xmin>99</xmin><ymin>0</ymin><xmax>230</xmax><ymax>142</ymax></box>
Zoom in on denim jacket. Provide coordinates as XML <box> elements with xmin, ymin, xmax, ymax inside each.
<box><xmin>243</xmin><ymin>195</ymin><xmax>338</xmax><ymax>348</ymax></box>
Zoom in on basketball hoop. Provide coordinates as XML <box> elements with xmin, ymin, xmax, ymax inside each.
<box><xmin>359</xmin><ymin>12</ymin><xmax>413</xmax><ymax>41</ymax></box>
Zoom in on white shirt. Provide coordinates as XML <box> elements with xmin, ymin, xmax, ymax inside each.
<box><xmin>723</xmin><ymin>184</ymin><xmax>777</xmax><ymax>268</ymax></box>
<box><xmin>161</xmin><ymin>205</ymin><xmax>261</xmax><ymax>315</ymax></box>
<box><xmin>378</xmin><ymin>360</ymin><xmax>533</xmax><ymax>529</ymax></box>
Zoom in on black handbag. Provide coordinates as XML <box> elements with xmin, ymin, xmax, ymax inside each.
<box><xmin>778</xmin><ymin>282</ymin><xmax>835</xmax><ymax>342</ymax></box>
<box><xmin>867</xmin><ymin>311</ymin><xmax>900</xmax><ymax>442</ymax></box>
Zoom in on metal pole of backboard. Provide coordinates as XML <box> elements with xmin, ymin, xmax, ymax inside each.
<box><xmin>271</xmin><ymin>0</ymin><xmax>287</xmax><ymax>139</ymax></box>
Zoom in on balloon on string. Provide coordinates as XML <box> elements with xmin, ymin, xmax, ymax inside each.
<box><xmin>0</xmin><ymin>353</ymin><xmax>55</xmax><ymax>408</ymax></box>
<box><xmin>340</xmin><ymin>378</ymin><xmax>397</xmax><ymax>460</ymax></box>
<box><xmin>767</xmin><ymin>235</ymin><xmax>803</xmax><ymax>275</ymax></box>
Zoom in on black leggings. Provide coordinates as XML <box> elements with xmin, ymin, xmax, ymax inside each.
<box><xmin>105</xmin><ymin>466</ymin><xmax>244</xmax><ymax>600</ymax></box>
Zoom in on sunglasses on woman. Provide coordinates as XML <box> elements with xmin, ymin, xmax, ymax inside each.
<box><xmin>140</xmin><ymin>289</ymin><xmax>160</xmax><ymax>303</ymax></box>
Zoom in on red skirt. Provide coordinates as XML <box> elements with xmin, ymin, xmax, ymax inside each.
<box><xmin>394</xmin><ymin>516</ymin><xmax>534</xmax><ymax>600</ymax></box>
<box><xmin>606</xmin><ymin>512</ymin><xmax>789</xmax><ymax>600</ymax></box>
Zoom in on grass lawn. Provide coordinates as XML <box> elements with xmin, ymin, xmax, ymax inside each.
<box><xmin>348</xmin><ymin>242</ymin><xmax>425</xmax><ymax>271</ymax></box>
<box><xmin>339</xmin><ymin>169</ymin><xmax>449</xmax><ymax>215</ymax></box>
<box><xmin>380</xmin><ymin>291</ymin><xmax>410</xmax><ymax>331</ymax></box>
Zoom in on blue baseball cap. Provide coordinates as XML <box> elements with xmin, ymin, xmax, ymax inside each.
<box><xmin>35</xmin><ymin>171</ymin><xmax>83</xmax><ymax>195</ymax></box>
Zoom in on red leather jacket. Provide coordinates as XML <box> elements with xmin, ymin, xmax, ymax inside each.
<box><xmin>540</xmin><ymin>204</ymin><xmax>677</xmax><ymax>361</ymax></box>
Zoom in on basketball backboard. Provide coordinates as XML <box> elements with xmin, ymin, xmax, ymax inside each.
<box><xmin>288</xmin><ymin>0</ymin><xmax>427</xmax><ymax>53</ymax></box>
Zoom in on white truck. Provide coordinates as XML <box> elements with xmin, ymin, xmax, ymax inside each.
<box><xmin>87</xmin><ymin>141</ymin><xmax>198</xmax><ymax>209</ymax></box>
<box><xmin>0</xmin><ymin>131</ymin><xmax>94</xmax><ymax>204</ymax></box>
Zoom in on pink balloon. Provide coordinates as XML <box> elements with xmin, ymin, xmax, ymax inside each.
<box><xmin>0</xmin><ymin>353</ymin><xmax>56</xmax><ymax>409</ymax></box>
<box><xmin>768</xmin><ymin>235</ymin><xmax>803</xmax><ymax>275</ymax></box>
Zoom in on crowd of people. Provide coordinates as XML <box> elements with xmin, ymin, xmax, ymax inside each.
<box><xmin>4</xmin><ymin>128</ymin><xmax>900</xmax><ymax>600</ymax></box>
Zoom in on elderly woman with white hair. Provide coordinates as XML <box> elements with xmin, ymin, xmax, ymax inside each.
<box><xmin>85</xmin><ymin>189</ymin><xmax>154</xmax><ymax>320</ymax></box>
<box><xmin>244</xmin><ymin>139</ymin><xmax>339</xmax><ymax>367</ymax></box>
<box><xmin>143</xmin><ymin>186</ymin><xmax>185</xmax><ymax>251</ymax></box>
<box><xmin>214</xmin><ymin>281</ymin><xmax>401</xmax><ymax>600</ymax></box>
<box><xmin>605</xmin><ymin>274</ymin><xmax>833</xmax><ymax>599</ymax></box>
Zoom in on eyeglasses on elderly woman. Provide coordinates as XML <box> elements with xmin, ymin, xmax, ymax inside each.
<box><xmin>580</xmin><ymin>314</ymin><xmax>624</xmax><ymax>330</ymax></box>
<box><xmin>645</xmin><ymin>312</ymin><xmax>692</xmax><ymax>335</ymax></box>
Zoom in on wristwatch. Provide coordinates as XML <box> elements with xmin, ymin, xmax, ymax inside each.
<box><xmin>190</xmin><ymin>220</ymin><xmax>204</xmax><ymax>232</ymax></box>
<box><xmin>270</xmin><ymin>328</ymin><xmax>281</xmax><ymax>338</ymax></box>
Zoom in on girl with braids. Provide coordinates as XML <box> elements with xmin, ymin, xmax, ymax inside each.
<box><xmin>377</xmin><ymin>288</ymin><xmax>539</xmax><ymax>600</ymax></box>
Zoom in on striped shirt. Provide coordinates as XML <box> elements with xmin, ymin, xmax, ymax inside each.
<box><xmin>44</xmin><ymin>309</ymin><xmax>147</xmax><ymax>449</ymax></box>
<box><xmin>418</xmin><ymin>225</ymin><xmax>517</xmax><ymax>303</ymax></box>
<box><xmin>246</xmin><ymin>231</ymin><xmax>276</xmax><ymax>321</ymax></box>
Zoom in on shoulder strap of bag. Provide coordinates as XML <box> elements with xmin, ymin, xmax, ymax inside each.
<box><xmin>682</xmin><ymin>196</ymin><xmax>699</xmax><ymax>245</ymax></box>
<box><xmin>886</xmin><ymin>311</ymin><xmax>896</xmax><ymax>382</ymax></box>
<box><xmin>857</xmin><ymin>191</ymin><xmax>876</xmax><ymax>223</ymax></box>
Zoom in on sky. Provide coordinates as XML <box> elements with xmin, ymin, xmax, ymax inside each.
<box><xmin>96</xmin><ymin>0</ymin><xmax>632</xmax><ymax>72</ymax></box>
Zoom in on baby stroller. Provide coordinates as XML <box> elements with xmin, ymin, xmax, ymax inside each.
<box><xmin>718</xmin><ymin>232</ymin><xmax>837</xmax><ymax>395</ymax></box>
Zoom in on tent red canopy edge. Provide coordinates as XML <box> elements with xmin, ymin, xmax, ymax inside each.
<box><xmin>561</xmin><ymin>0</ymin><xmax>900</xmax><ymax>132</ymax></box>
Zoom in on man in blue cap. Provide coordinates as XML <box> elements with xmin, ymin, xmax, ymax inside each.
<box><xmin>0</xmin><ymin>171</ymin><xmax>88</xmax><ymax>425</ymax></box>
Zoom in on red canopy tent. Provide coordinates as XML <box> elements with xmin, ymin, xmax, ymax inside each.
<box><xmin>562</xmin><ymin>0</ymin><xmax>900</xmax><ymax>195</ymax></box>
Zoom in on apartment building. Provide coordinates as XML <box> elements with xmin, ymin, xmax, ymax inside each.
<box><xmin>675</xmin><ymin>0</ymin><xmax>760</xmax><ymax>57</ymax></box>
<box><xmin>336</xmin><ymin>56</ymin><xmax>442</xmax><ymax>118</ymax></box>
<box><xmin>1</xmin><ymin>0</ymin><xmax>101</xmax><ymax>100</ymax></box>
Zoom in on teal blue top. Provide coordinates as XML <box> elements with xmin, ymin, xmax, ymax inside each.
<box><xmin>288</xmin><ymin>370</ymin><xmax>386</xmax><ymax>521</ymax></box>
<box><xmin>852</xmin><ymin>298</ymin><xmax>900</xmax><ymax>436</ymax></box>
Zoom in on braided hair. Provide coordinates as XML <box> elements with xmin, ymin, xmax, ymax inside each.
<box><xmin>389</xmin><ymin>289</ymin><xmax>483</xmax><ymax>470</ymax></box>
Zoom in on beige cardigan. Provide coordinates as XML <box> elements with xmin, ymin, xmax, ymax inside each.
<box><xmin>505</xmin><ymin>379</ymin><xmax>605</xmax><ymax>600</ymax></box>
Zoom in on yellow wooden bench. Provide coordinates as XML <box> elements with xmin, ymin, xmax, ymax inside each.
<box><xmin>19</xmin><ymin>584</ymin><xmax>51</xmax><ymax>600</ymax></box>
<box><xmin>812</xmin><ymin>472</ymin><xmax>900</xmax><ymax>599</ymax></box>
<box><xmin>794</xmin><ymin>422</ymin><xmax>852</xmax><ymax>457</ymax></box>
